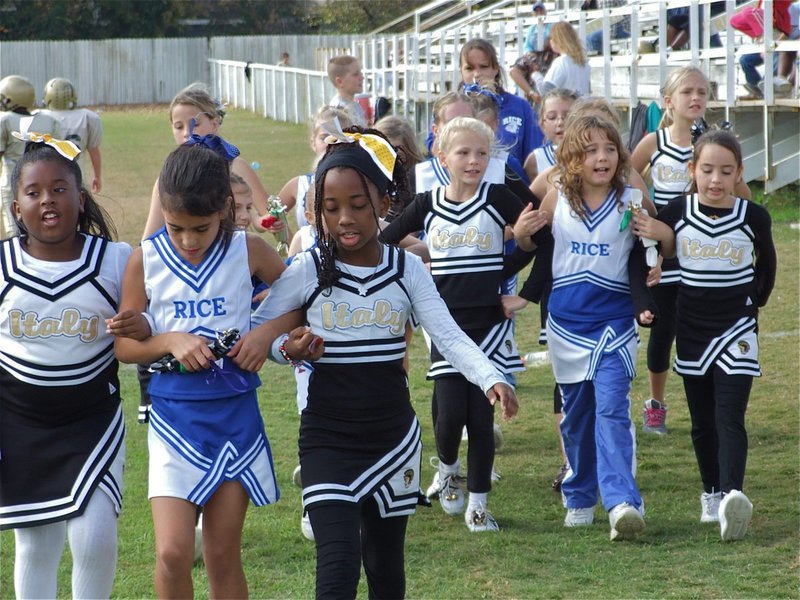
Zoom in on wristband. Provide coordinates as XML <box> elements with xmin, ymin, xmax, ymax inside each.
<box><xmin>270</xmin><ymin>333</ymin><xmax>291</xmax><ymax>365</ymax></box>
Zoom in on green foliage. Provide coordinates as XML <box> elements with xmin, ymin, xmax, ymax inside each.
<box><xmin>308</xmin><ymin>0</ymin><xmax>429</xmax><ymax>33</ymax></box>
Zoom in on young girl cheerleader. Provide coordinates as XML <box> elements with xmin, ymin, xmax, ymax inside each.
<box><xmin>631</xmin><ymin>65</ymin><xmax>751</xmax><ymax>435</ymax></box>
<box><xmin>382</xmin><ymin>117</ymin><xmax>546</xmax><ymax>532</ymax></box>
<box><xmin>523</xmin><ymin>88</ymin><xmax>578</xmax><ymax>181</ymax></box>
<box><xmin>633</xmin><ymin>130</ymin><xmax>776</xmax><ymax>542</ymax></box>
<box><xmin>249</xmin><ymin>124</ymin><xmax>518</xmax><ymax>597</ymax></box>
<box><xmin>114</xmin><ymin>140</ymin><xmax>298</xmax><ymax>598</ymax></box>
<box><xmin>277</xmin><ymin>105</ymin><xmax>354</xmax><ymax>232</ymax></box>
<box><xmin>0</xmin><ymin>134</ymin><xmax>146</xmax><ymax>597</ymax></box>
<box><xmin>141</xmin><ymin>82</ymin><xmax>273</xmax><ymax>239</ymax></box>
<box><xmin>425</xmin><ymin>38</ymin><xmax>544</xmax><ymax>179</ymax></box>
<box><xmin>512</xmin><ymin>115</ymin><xmax>658</xmax><ymax>541</ymax></box>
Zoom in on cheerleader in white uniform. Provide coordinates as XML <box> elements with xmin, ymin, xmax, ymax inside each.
<box><xmin>635</xmin><ymin>130</ymin><xmax>776</xmax><ymax>542</ymax></box>
<box><xmin>249</xmin><ymin>124</ymin><xmax>518</xmax><ymax>599</ymax></box>
<box><xmin>382</xmin><ymin>117</ymin><xmax>545</xmax><ymax>533</ymax></box>
<box><xmin>114</xmin><ymin>140</ymin><xmax>297</xmax><ymax>598</ymax></box>
<box><xmin>523</xmin><ymin>88</ymin><xmax>577</xmax><ymax>181</ymax></box>
<box><xmin>0</xmin><ymin>135</ymin><xmax>147</xmax><ymax>598</ymax></box>
<box><xmin>513</xmin><ymin>115</ymin><xmax>659</xmax><ymax>541</ymax></box>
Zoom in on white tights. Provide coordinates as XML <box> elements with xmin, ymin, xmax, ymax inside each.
<box><xmin>14</xmin><ymin>490</ymin><xmax>118</xmax><ymax>599</ymax></box>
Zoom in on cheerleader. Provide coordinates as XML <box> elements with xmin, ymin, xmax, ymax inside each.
<box><xmin>382</xmin><ymin>117</ymin><xmax>545</xmax><ymax>532</ymax></box>
<box><xmin>512</xmin><ymin>115</ymin><xmax>658</xmax><ymax>541</ymax></box>
<box><xmin>634</xmin><ymin>130</ymin><xmax>776</xmax><ymax>541</ymax></box>
<box><xmin>114</xmin><ymin>139</ymin><xmax>296</xmax><ymax>598</ymax></box>
<box><xmin>0</xmin><ymin>134</ymin><xmax>145</xmax><ymax>597</ymax></box>
<box><xmin>249</xmin><ymin>123</ymin><xmax>517</xmax><ymax>598</ymax></box>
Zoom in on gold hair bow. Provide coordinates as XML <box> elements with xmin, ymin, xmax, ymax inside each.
<box><xmin>321</xmin><ymin>117</ymin><xmax>396</xmax><ymax>181</ymax></box>
<box><xmin>12</xmin><ymin>131</ymin><xmax>80</xmax><ymax>161</ymax></box>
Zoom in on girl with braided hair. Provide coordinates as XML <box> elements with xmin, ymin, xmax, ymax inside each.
<box><xmin>250</xmin><ymin>124</ymin><xmax>517</xmax><ymax>599</ymax></box>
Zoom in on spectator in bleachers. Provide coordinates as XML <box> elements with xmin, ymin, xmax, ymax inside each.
<box><xmin>509</xmin><ymin>2</ymin><xmax>557</xmax><ymax>105</ymax></box>
<box><xmin>539</xmin><ymin>22</ymin><xmax>592</xmax><ymax>98</ymax></box>
<box><xmin>582</xmin><ymin>0</ymin><xmax>631</xmax><ymax>54</ymax></box>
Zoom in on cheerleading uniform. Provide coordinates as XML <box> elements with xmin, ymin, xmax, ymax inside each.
<box><xmin>656</xmin><ymin>194</ymin><xmax>776</xmax><ymax>493</ymax></box>
<box><xmin>532</xmin><ymin>141</ymin><xmax>557</xmax><ymax>174</ymax></box>
<box><xmin>543</xmin><ymin>187</ymin><xmax>650</xmax><ymax>512</ymax></box>
<box><xmin>142</xmin><ymin>228</ymin><xmax>278</xmax><ymax>507</ymax></box>
<box><xmin>293</xmin><ymin>173</ymin><xmax>314</xmax><ymax>229</ymax></box>
<box><xmin>646</xmin><ymin>127</ymin><xmax>693</xmax><ymax>375</ymax></box>
<box><xmin>0</xmin><ymin>234</ymin><xmax>129</xmax><ymax>530</ymax></box>
<box><xmin>253</xmin><ymin>245</ymin><xmax>504</xmax><ymax>597</ymax></box>
<box><xmin>381</xmin><ymin>182</ymin><xmax>540</xmax><ymax>494</ymax></box>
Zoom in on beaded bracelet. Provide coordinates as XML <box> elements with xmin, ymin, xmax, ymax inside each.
<box><xmin>278</xmin><ymin>334</ymin><xmax>303</xmax><ymax>368</ymax></box>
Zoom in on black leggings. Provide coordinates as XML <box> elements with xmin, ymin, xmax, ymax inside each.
<box><xmin>647</xmin><ymin>284</ymin><xmax>678</xmax><ymax>373</ymax></box>
<box><xmin>434</xmin><ymin>375</ymin><xmax>495</xmax><ymax>493</ymax></box>
<box><xmin>683</xmin><ymin>367</ymin><xmax>752</xmax><ymax>494</ymax></box>
<box><xmin>308</xmin><ymin>497</ymin><xmax>408</xmax><ymax>600</ymax></box>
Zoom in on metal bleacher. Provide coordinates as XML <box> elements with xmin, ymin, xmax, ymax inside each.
<box><xmin>357</xmin><ymin>0</ymin><xmax>799</xmax><ymax>192</ymax></box>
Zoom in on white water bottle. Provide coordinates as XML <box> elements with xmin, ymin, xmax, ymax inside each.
<box><xmin>523</xmin><ymin>350</ymin><xmax>551</xmax><ymax>368</ymax></box>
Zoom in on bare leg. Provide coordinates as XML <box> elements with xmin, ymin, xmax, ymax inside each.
<box><xmin>202</xmin><ymin>482</ymin><xmax>250</xmax><ymax>600</ymax></box>
<box><xmin>648</xmin><ymin>370</ymin><xmax>669</xmax><ymax>403</ymax></box>
<box><xmin>151</xmin><ymin>497</ymin><xmax>196</xmax><ymax>599</ymax></box>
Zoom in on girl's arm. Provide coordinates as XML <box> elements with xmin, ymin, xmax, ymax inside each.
<box><xmin>378</xmin><ymin>193</ymin><xmax>428</xmax><ymax>245</ymax></box>
<box><xmin>628</xmin><ymin>241</ymin><xmax>658</xmax><ymax>326</ymax></box>
<box><xmin>408</xmin><ymin>256</ymin><xmax>518</xmax><ymax>420</ymax></box>
<box><xmin>529</xmin><ymin>166</ymin><xmax>556</xmax><ymax>203</ymax></box>
<box><xmin>630</xmin><ymin>132</ymin><xmax>657</xmax><ymax>176</ymax></box>
<box><xmin>277</xmin><ymin>175</ymin><xmax>300</xmax><ymax>212</ymax></box>
<box><xmin>232</xmin><ymin>157</ymin><xmax>270</xmax><ymax>216</ymax></box>
<box><xmin>287</xmin><ymin>225</ymin><xmax>306</xmax><ymax>257</ymax></box>
<box><xmin>750</xmin><ymin>204</ymin><xmax>777</xmax><ymax>307</ymax></box>
<box><xmin>247</xmin><ymin>233</ymin><xmax>287</xmax><ymax>286</ymax></box>
<box><xmin>113</xmin><ymin>249</ymin><xmax>217</xmax><ymax>369</ymax></box>
<box><xmin>142</xmin><ymin>179</ymin><xmax>163</xmax><ymax>240</ymax></box>
<box><xmin>734</xmin><ymin>179</ymin><xmax>751</xmax><ymax>200</ymax></box>
<box><xmin>633</xmin><ymin>211</ymin><xmax>676</xmax><ymax>258</ymax></box>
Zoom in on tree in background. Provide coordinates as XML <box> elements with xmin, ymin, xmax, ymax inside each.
<box><xmin>0</xmin><ymin>0</ymin><xmax>431</xmax><ymax>40</ymax></box>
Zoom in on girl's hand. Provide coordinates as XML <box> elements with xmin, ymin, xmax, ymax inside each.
<box><xmin>167</xmin><ymin>332</ymin><xmax>216</xmax><ymax>372</ymax></box>
<box><xmin>106</xmin><ymin>310</ymin><xmax>150</xmax><ymax>340</ymax></box>
<box><xmin>487</xmin><ymin>383</ymin><xmax>519</xmax><ymax>420</ymax></box>
<box><xmin>646</xmin><ymin>258</ymin><xmax>662</xmax><ymax>287</ymax></box>
<box><xmin>632</xmin><ymin>212</ymin><xmax>668</xmax><ymax>241</ymax></box>
<box><xmin>638</xmin><ymin>310</ymin><xmax>656</xmax><ymax>326</ymax></box>
<box><xmin>513</xmin><ymin>203</ymin><xmax>548</xmax><ymax>250</ymax></box>
<box><xmin>285</xmin><ymin>326</ymin><xmax>325</xmax><ymax>362</ymax></box>
<box><xmin>501</xmin><ymin>295</ymin><xmax>529</xmax><ymax>318</ymax></box>
<box><xmin>229</xmin><ymin>327</ymin><xmax>272</xmax><ymax>372</ymax></box>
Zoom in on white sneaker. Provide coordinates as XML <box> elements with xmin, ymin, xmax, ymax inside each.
<box><xmin>493</xmin><ymin>423</ymin><xmax>504</xmax><ymax>452</ymax></box>
<box><xmin>608</xmin><ymin>503</ymin><xmax>645</xmax><ymax>541</ymax></box>
<box><xmin>300</xmin><ymin>510</ymin><xmax>314</xmax><ymax>541</ymax></box>
<box><xmin>465</xmin><ymin>504</ymin><xmax>500</xmax><ymax>532</ymax></box>
<box><xmin>194</xmin><ymin>514</ymin><xmax>203</xmax><ymax>563</ymax></box>
<box><xmin>564</xmin><ymin>507</ymin><xmax>595</xmax><ymax>527</ymax></box>
<box><xmin>439</xmin><ymin>474</ymin><xmax>466</xmax><ymax>515</ymax></box>
<box><xmin>426</xmin><ymin>471</ymin><xmax>442</xmax><ymax>499</ymax></box>
<box><xmin>292</xmin><ymin>464</ymin><xmax>302</xmax><ymax>488</ymax></box>
<box><xmin>700</xmin><ymin>491</ymin><xmax>722</xmax><ymax>523</ymax></box>
<box><xmin>490</xmin><ymin>465</ymin><xmax>502</xmax><ymax>482</ymax></box>
<box><xmin>719</xmin><ymin>490</ymin><xmax>752</xmax><ymax>541</ymax></box>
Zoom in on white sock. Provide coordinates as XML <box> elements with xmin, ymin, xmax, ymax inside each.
<box><xmin>468</xmin><ymin>492</ymin><xmax>488</xmax><ymax>511</ymax></box>
<box><xmin>438</xmin><ymin>458</ymin><xmax>460</xmax><ymax>478</ymax></box>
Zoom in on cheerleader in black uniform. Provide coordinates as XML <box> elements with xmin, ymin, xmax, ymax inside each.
<box><xmin>0</xmin><ymin>134</ymin><xmax>148</xmax><ymax>597</ymax></box>
<box><xmin>634</xmin><ymin>130</ymin><xmax>776</xmax><ymax>542</ymax></box>
<box><xmin>247</xmin><ymin>122</ymin><xmax>518</xmax><ymax>599</ymax></box>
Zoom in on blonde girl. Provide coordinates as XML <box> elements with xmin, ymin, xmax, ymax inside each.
<box><xmin>142</xmin><ymin>82</ymin><xmax>271</xmax><ymax>239</ymax></box>
<box><xmin>633</xmin><ymin>129</ymin><xmax>776</xmax><ymax>541</ymax></box>
<box><xmin>512</xmin><ymin>115</ymin><xmax>658</xmax><ymax>541</ymax></box>
<box><xmin>540</xmin><ymin>22</ymin><xmax>591</xmax><ymax>98</ymax></box>
<box><xmin>277</xmin><ymin>105</ymin><xmax>353</xmax><ymax>231</ymax></box>
<box><xmin>631</xmin><ymin>65</ymin><xmax>750</xmax><ymax>435</ymax></box>
<box><xmin>382</xmin><ymin>117</ymin><xmax>543</xmax><ymax>532</ymax></box>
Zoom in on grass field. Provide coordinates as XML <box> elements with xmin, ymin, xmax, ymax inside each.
<box><xmin>1</xmin><ymin>107</ymin><xmax>798</xmax><ymax>599</ymax></box>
